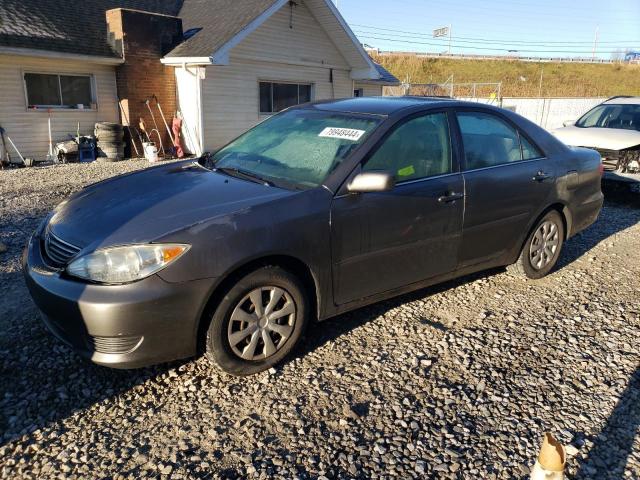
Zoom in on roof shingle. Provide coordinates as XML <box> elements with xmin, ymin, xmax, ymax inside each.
<box><xmin>0</xmin><ymin>0</ymin><xmax>183</xmax><ymax>58</ymax></box>
<box><xmin>165</xmin><ymin>0</ymin><xmax>277</xmax><ymax>58</ymax></box>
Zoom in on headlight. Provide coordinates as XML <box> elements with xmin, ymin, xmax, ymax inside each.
<box><xmin>66</xmin><ymin>244</ymin><xmax>189</xmax><ymax>284</ymax></box>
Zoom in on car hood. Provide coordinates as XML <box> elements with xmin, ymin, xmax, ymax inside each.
<box><xmin>48</xmin><ymin>161</ymin><xmax>295</xmax><ymax>250</ymax></box>
<box><xmin>551</xmin><ymin>126</ymin><xmax>640</xmax><ymax>150</ymax></box>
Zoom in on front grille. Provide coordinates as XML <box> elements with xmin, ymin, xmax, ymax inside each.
<box><xmin>43</xmin><ymin>228</ymin><xmax>81</xmax><ymax>267</ymax></box>
<box><xmin>594</xmin><ymin>148</ymin><xmax>621</xmax><ymax>171</ymax></box>
<box><xmin>90</xmin><ymin>335</ymin><xmax>143</xmax><ymax>355</ymax></box>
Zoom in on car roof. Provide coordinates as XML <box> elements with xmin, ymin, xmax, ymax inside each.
<box><xmin>602</xmin><ymin>96</ymin><xmax>640</xmax><ymax>105</ymax></box>
<box><xmin>305</xmin><ymin>96</ymin><xmax>483</xmax><ymax>116</ymax></box>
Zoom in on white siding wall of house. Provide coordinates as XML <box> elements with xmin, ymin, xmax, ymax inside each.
<box><xmin>196</xmin><ymin>2</ymin><xmax>354</xmax><ymax>151</ymax></box>
<box><xmin>175</xmin><ymin>65</ymin><xmax>203</xmax><ymax>155</ymax></box>
<box><xmin>354</xmin><ymin>83</ymin><xmax>383</xmax><ymax>97</ymax></box>
<box><xmin>0</xmin><ymin>54</ymin><xmax>119</xmax><ymax>160</ymax></box>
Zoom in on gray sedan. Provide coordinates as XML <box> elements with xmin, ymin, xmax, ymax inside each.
<box><xmin>23</xmin><ymin>97</ymin><xmax>604</xmax><ymax>376</ymax></box>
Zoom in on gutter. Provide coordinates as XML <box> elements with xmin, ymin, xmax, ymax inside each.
<box><xmin>160</xmin><ymin>56</ymin><xmax>213</xmax><ymax>66</ymax></box>
<box><xmin>0</xmin><ymin>46</ymin><xmax>125</xmax><ymax>65</ymax></box>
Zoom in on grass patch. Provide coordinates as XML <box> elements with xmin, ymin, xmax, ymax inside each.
<box><xmin>373</xmin><ymin>54</ymin><xmax>640</xmax><ymax>97</ymax></box>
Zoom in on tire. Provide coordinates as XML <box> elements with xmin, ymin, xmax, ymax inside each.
<box><xmin>95</xmin><ymin>122</ymin><xmax>123</xmax><ymax>131</ymax></box>
<box><xmin>508</xmin><ymin>210</ymin><xmax>565</xmax><ymax>279</ymax></box>
<box><xmin>205</xmin><ymin>266</ymin><xmax>309</xmax><ymax>376</ymax></box>
<box><xmin>96</xmin><ymin>133</ymin><xmax>124</xmax><ymax>142</ymax></box>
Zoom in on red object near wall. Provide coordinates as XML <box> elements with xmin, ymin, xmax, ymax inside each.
<box><xmin>172</xmin><ymin>117</ymin><xmax>184</xmax><ymax>158</ymax></box>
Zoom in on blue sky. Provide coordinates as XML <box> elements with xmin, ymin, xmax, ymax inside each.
<box><xmin>335</xmin><ymin>0</ymin><xmax>640</xmax><ymax>59</ymax></box>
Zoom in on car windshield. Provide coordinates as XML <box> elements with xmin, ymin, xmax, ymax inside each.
<box><xmin>576</xmin><ymin>103</ymin><xmax>640</xmax><ymax>131</ymax></box>
<box><xmin>209</xmin><ymin>109</ymin><xmax>382</xmax><ymax>189</ymax></box>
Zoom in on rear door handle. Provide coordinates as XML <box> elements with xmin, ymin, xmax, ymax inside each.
<box><xmin>438</xmin><ymin>192</ymin><xmax>465</xmax><ymax>203</ymax></box>
<box><xmin>532</xmin><ymin>171</ymin><xmax>551</xmax><ymax>182</ymax></box>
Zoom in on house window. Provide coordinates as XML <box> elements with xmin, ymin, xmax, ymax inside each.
<box><xmin>259</xmin><ymin>82</ymin><xmax>312</xmax><ymax>114</ymax></box>
<box><xmin>354</xmin><ymin>88</ymin><xmax>364</xmax><ymax>97</ymax></box>
<box><xmin>24</xmin><ymin>73</ymin><xmax>95</xmax><ymax>109</ymax></box>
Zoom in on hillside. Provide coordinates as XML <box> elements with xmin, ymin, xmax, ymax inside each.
<box><xmin>372</xmin><ymin>54</ymin><xmax>640</xmax><ymax>98</ymax></box>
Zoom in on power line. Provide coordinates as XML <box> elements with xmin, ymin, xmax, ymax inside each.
<box><xmin>351</xmin><ymin>24</ymin><xmax>640</xmax><ymax>46</ymax></box>
<box><xmin>355</xmin><ymin>34</ymin><xmax>627</xmax><ymax>54</ymax></box>
<box><xmin>353</xmin><ymin>29</ymin><xmax>638</xmax><ymax>49</ymax></box>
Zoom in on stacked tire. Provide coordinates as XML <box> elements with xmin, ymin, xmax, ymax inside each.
<box><xmin>94</xmin><ymin>122</ymin><xmax>124</xmax><ymax>161</ymax></box>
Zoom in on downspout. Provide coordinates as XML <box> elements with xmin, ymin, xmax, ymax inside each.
<box><xmin>330</xmin><ymin>68</ymin><xmax>335</xmax><ymax>99</ymax></box>
<box><xmin>196</xmin><ymin>67</ymin><xmax>205</xmax><ymax>155</ymax></box>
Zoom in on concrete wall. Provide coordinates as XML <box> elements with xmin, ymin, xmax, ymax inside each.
<box><xmin>458</xmin><ymin>97</ymin><xmax>606</xmax><ymax>130</ymax></box>
<box><xmin>0</xmin><ymin>54</ymin><xmax>118</xmax><ymax>161</ymax></box>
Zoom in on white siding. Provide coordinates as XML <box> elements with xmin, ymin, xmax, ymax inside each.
<box><xmin>199</xmin><ymin>2</ymin><xmax>353</xmax><ymax>150</ymax></box>
<box><xmin>175</xmin><ymin>66</ymin><xmax>203</xmax><ymax>155</ymax></box>
<box><xmin>354</xmin><ymin>83</ymin><xmax>383</xmax><ymax>97</ymax></box>
<box><xmin>0</xmin><ymin>54</ymin><xmax>119</xmax><ymax>160</ymax></box>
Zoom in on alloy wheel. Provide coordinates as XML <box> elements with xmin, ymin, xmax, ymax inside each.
<box><xmin>529</xmin><ymin>220</ymin><xmax>560</xmax><ymax>270</ymax></box>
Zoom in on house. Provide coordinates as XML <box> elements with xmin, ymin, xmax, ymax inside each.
<box><xmin>0</xmin><ymin>0</ymin><xmax>399</xmax><ymax>160</ymax></box>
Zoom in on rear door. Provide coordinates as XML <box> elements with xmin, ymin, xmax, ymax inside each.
<box><xmin>330</xmin><ymin>111</ymin><xmax>464</xmax><ymax>305</ymax></box>
<box><xmin>455</xmin><ymin>110</ymin><xmax>556</xmax><ymax>267</ymax></box>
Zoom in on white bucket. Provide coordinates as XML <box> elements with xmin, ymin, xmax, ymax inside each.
<box><xmin>144</xmin><ymin>142</ymin><xmax>158</xmax><ymax>162</ymax></box>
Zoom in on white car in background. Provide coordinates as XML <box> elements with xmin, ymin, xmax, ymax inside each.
<box><xmin>552</xmin><ymin>96</ymin><xmax>640</xmax><ymax>174</ymax></box>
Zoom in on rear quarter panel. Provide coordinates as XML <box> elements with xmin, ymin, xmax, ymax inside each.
<box><xmin>555</xmin><ymin>147</ymin><xmax>604</xmax><ymax>237</ymax></box>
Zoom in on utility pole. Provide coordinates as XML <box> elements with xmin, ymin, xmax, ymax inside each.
<box><xmin>448</xmin><ymin>24</ymin><xmax>452</xmax><ymax>55</ymax></box>
<box><xmin>592</xmin><ymin>26</ymin><xmax>599</xmax><ymax>60</ymax></box>
<box><xmin>538</xmin><ymin>68</ymin><xmax>544</xmax><ymax>98</ymax></box>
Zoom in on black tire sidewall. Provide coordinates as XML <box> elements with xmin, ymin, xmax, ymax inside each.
<box><xmin>521</xmin><ymin>210</ymin><xmax>565</xmax><ymax>279</ymax></box>
<box><xmin>206</xmin><ymin>267</ymin><xmax>309</xmax><ymax>376</ymax></box>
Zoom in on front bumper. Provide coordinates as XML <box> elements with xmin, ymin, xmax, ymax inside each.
<box><xmin>22</xmin><ymin>233</ymin><xmax>214</xmax><ymax>369</ymax></box>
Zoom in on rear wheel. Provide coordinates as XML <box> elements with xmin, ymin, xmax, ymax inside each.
<box><xmin>508</xmin><ymin>210</ymin><xmax>565</xmax><ymax>279</ymax></box>
<box><xmin>205</xmin><ymin>266</ymin><xmax>309</xmax><ymax>376</ymax></box>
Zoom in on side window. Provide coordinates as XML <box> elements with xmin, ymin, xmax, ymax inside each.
<box><xmin>521</xmin><ymin>135</ymin><xmax>544</xmax><ymax>160</ymax></box>
<box><xmin>457</xmin><ymin>112</ymin><xmax>523</xmax><ymax>170</ymax></box>
<box><xmin>363</xmin><ymin>113</ymin><xmax>452</xmax><ymax>182</ymax></box>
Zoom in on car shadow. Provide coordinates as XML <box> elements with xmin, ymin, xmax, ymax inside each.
<box><xmin>294</xmin><ymin>268</ymin><xmax>501</xmax><ymax>361</ymax></box>
<box><xmin>574</xmin><ymin>366</ymin><xmax>640</xmax><ymax>479</ymax></box>
<box><xmin>555</xmin><ymin>183</ymin><xmax>640</xmax><ymax>269</ymax></box>
<box><xmin>0</xmin><ymin>267</ymin><xmax>185</xmax><ymax>447</ymax></box>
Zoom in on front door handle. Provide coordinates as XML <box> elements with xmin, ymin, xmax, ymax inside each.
<box><xmin>438</xmin><ymin>192</ymin><xmax>465</xmax><ymax>203</ymax></box>
<box><xmin>533</xmin><ymin>171</ymin><xmax>551</xmax><ymax>182</ymax></box>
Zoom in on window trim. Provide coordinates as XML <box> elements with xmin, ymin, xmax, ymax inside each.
<box><xmin>258</xmin><ymin>80</ymin><xmax>314</xmax><ymax>116</ymax></box>
<box><xmin>453</xmin><ymin>108</ymin><xmax>546</xmax><ymax>172</ymax></box>
<box><xmin>360</xmin><ymin>109</ymin><xmax>459</xmax><ymax>186</ymax></box>
<box><xmin>22</xmin><ymin>71</ymin><xmax>97</xmax><ymax>111</ymax></box>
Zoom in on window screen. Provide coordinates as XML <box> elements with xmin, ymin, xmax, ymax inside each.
<box><xmin>259</xmin><ymin>82</ymin><xmax>313</xmax><ymax>114</ymax></box>
<box><xmin>364</xmin><ymin>113</ymin><xmax>452</xmax><ymax>182</ymax></box>
<box><xmin>25</xmin><ymin>73</ymin><xmax>93</xmax><ymax>109</ymax></box>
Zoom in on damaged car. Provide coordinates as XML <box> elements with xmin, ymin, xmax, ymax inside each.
<box><xmin>552</xmin><ymin>96</ymin><xmax>640</xmax><ymax>174</ymax></box>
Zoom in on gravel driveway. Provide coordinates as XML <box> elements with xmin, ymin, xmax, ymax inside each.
<box><xmin>1</xmin><ymin>161</ymin><xmax>639</xmax><ymax>479</ymax></box>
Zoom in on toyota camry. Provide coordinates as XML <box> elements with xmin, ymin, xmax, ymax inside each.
<box><xmin>23</xmin><ymin>97</ymin><xmax>604</xmax><ymax>376</ymax></box>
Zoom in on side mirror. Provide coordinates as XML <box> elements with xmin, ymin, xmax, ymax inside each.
<box><xmin>347</xmin><ymin>171</ymin><xmax>395</xmax><ymax>193</ymax></box>
<box><xmin>562</xmin><ymin>119</ymin><xmax>575</xmax><ymax>127</ymax></box>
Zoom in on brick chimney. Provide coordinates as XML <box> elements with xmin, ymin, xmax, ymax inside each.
<box><xmin>106</xmin><ymin>8</ymin><xmax>183</xmax><ymax>156</ymax></box>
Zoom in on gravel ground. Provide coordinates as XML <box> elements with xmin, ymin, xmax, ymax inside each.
<box><xmin>1</xmin><ymin>161</ymin><xmax>639</xmax><ymax>479</ymax></box>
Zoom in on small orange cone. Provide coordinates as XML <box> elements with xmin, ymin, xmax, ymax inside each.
<box><xmin>530</xmin><ymin>433</ymin><xmax>566</xmax><ymax>480</ymax></box>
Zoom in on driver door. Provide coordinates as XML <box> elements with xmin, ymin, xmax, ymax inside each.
<box><xmin>330</xmin><ymin>111</ymin><xmax>464</xmax><ymax>305</ymax></box>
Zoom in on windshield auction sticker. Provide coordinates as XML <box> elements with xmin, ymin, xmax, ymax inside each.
<box><xmin>318</xmin><ymin>127</ymin><xmax>366</xmax><ymax>141</ymax></box>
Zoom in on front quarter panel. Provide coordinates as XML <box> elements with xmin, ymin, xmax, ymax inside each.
<box><xmin>155</xmin><ymin>186</ymin><xmax>333</xmax><ymax>304</ymax></box>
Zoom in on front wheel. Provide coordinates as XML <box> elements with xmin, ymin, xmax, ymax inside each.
<box><xmin>205</xmin><ymin>266</ymin><xmax>309</xmax><ymax>376</ymax></box>
<box><xmin>508</xmin><ymin>210</ymin><xmax>565</xmax><ymax>279</ymax></box>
